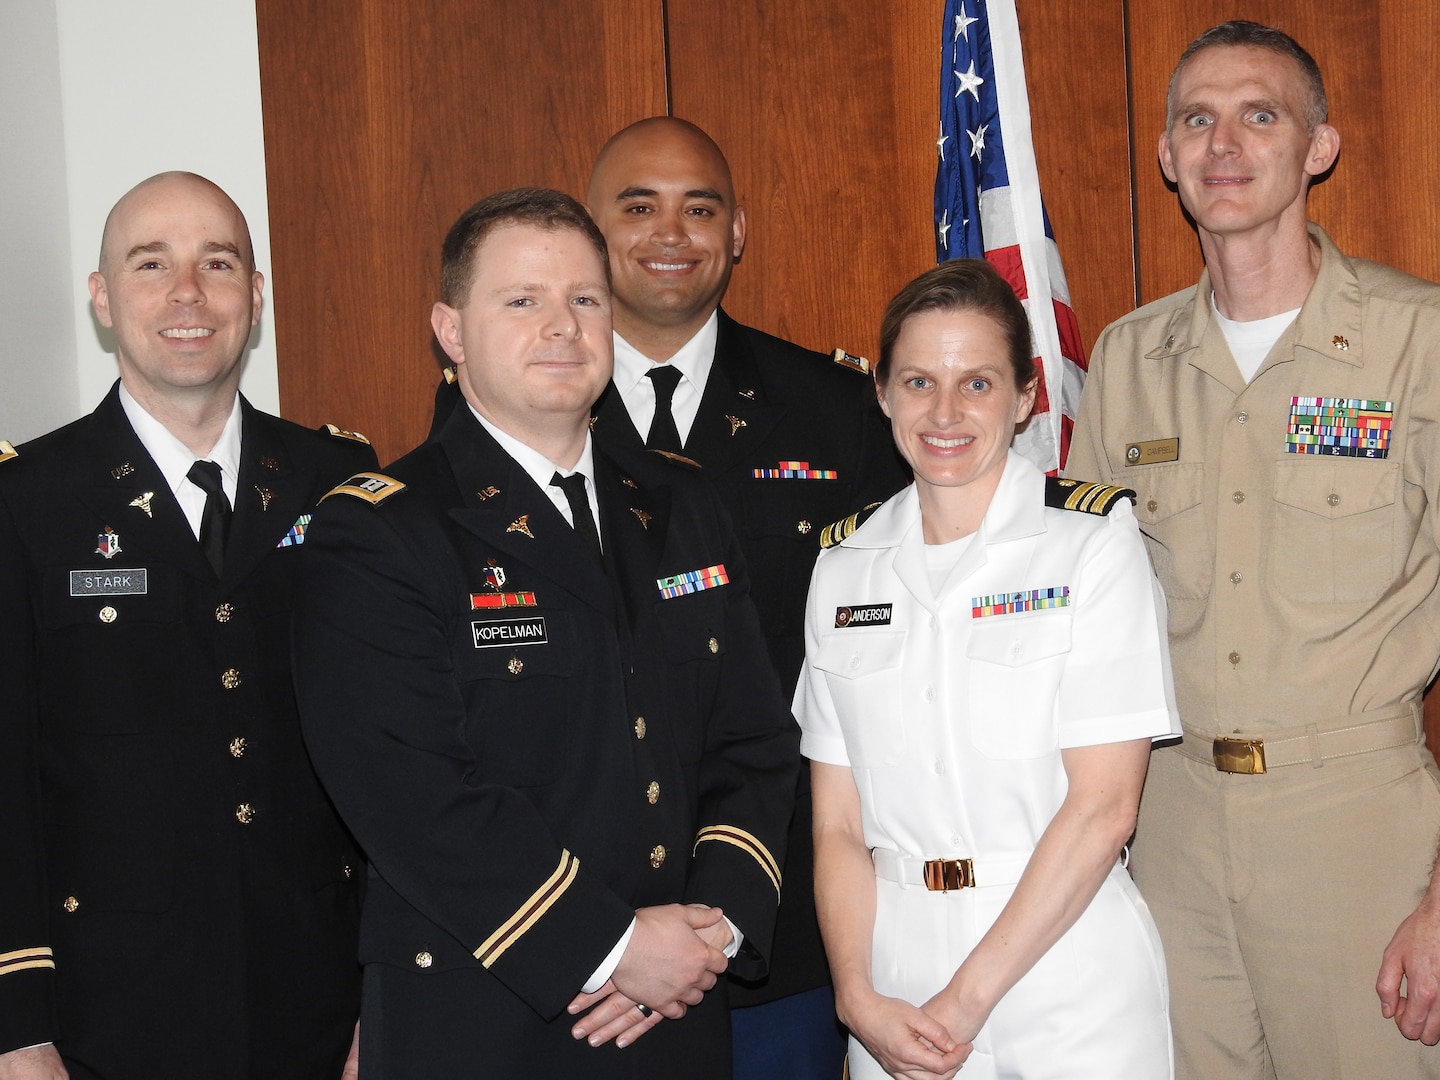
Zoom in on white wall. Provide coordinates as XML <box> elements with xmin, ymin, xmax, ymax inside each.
<box><xmin>0</xmin><ymin>0</ymin><xmax>279</xmax><ymax>446</ymax></box>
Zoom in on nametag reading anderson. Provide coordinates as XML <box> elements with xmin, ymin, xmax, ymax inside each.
<box><xmin>834</xmin><ymin>604</ymin><xmax>893</xmax><ymax>628</ymax></box>
<box><xmin>471</xmin><ymin>615</ymin><xmax>548</xmax><ymax>649</ymax></box>
<box><xmin>70</xmin><ymin>569</ymin><xmax>148</xmax><ymax>596</ymax></box>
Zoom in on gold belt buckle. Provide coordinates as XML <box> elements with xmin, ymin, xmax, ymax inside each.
<box><xmin>1212</xmin><ymin>735</ymin><xmax>1267</xmax><ymax>774</ymax></box>
<box><xmin>922</xmin><ymin>858</ymin><xmax>975</xmax><ymax>892</ymax></box>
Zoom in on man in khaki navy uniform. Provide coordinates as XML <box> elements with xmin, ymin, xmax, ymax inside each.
<box><xmin>0</xmin><ymin>173</ymin><xmax>372</xmax><ymax>1080</ymax></box>
<box><xmin>582</xmin><ymin>116</ymin><xmax>908</xmax><ymax>1080</ymax></box>
<box><xmin>1068</xmin><ymin>21</ymin><xmax>1440</xmax><ymax>1080</ymax></box>
<box><xmin>292</xmin><ymin>188</ymin><xmax>799</xmax><ymax>1079</ymax></box>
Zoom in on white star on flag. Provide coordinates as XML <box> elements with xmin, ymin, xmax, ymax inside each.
<box><xmin>955</xmin><ymin>61</ymin><xmax>984</xmax><ymax>101</ymax></box>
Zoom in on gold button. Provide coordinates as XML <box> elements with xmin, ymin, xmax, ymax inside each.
<box><xmin>707</xmin><ymin>637</ymin><xmax>719</xmax><ymax>654</ymax></box>
<box><xmin>229</xmin><ymin>737</ymin><xmax>247</xmax><ymax>758</ymax></box>
<box><xmin>99</xmin><ymin>606</ymin><xmax>117</xmax><ymax>623</ymax></box>
<box><xmin>215</xmin><ymin>603</ymin><xmax>233</xmax><ymax>623</ymax></box>
<box><xmin>221</xmin><ymin>668</ymin><xmax>241</xmax><ymax>690</ymax></box>
<box><xmin>797</xmin><ymin>520</ymin><xmax>812</xmax><ymax>535</ymax></box>
<box><xmin>634</xmin><ymin>716</ymin><xmax>647</xmax><ymax>739</ymax></box>
<box><xmin>507</xmin><ymin>656</ymin><xmax>524</xmax><ymax>675</ymax></box>
<box><xmin>63</xmin><ymin>895</ymin><xmax>79</xmax><ymax>913</ymax></box>
<box><xmin>649</xmin><ymin>845</ymin><xmax>667</xmax><ymax>868</ymax></box>
<box><xmin>1237</xmin><ymin>411</ymin><xmax>1248</xmax><ymax>424</ymax></box>
<box><xmin>1228</xmin><ymin>651</ymin><xmax>1241</xmax><ymax>666</ymax></box>
<box><xmin>1232</xmin><ymin>491</ymin><xmax>1245</xmax><ymax>505</ymax></box>
<box><xmin>1229</xmin><ymin>571</ymin><xmax>1243</xmax><ymax>585</ymax></box>
<box><xmin>1146</xmin><ymin>499</ymin><xmax>1158</xmax><ymax>513</ymax></box>
<box><xmin>646</xmin><ymin>781</ymin><xmax>660</xmax><ymax>805</ymax></box>
<box><xmin>1327</xmin><ymin>493</ymin><xmax>1341</xmax><ymax>507</ymax></box>
<box><xmin>235</xmin><ymin>802</ymin><xmax>255</xmax><ymax>824</ymax></box>
<box><xmin>415</xmin><ymin>951</ymin><xmax>433</xmax><ymax>969</ymax></box>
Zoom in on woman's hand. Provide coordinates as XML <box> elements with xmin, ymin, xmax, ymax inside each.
<box><xmin>839</xmin><ymin>986</ymin><xmax>971</xmax><ymax>1080</ymax></box>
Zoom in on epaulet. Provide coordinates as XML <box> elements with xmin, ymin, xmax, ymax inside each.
<box><xmin>0</xmin><ymin>441</ymin><xmax>17</xmax><ymax>465</ymax></box>
<box><xmin>321</xmin><ymin>472</ymin><xmax>407</xmax><ymax>506</ymax></box>
<box><xmin>321</xmin><ymin>424</ymin><xmax>372</xmax><ymax>446</ymax></box>
<box><xmin>1046</xmin><ymin>477</ymin><xmax>1135</xmax><ymax>515</ymax></box>
<box><xmin>441</xmin><ymin>365</ymin><xmax>458</xmax><ymax>385</ymax></box>
<box><xmin>820</xmin><ymin>501</ymin><xmax>883</xmax><ymax>548</ymax></box>
<box><xmin>648</xmin><ymin>449</ymin><xmax>702</xmax><ymax>470</ymax></box>
<box><xmin>831</xmin><ymin>348</ymin><xmax>872</xmax><ymax>376</ymax></box>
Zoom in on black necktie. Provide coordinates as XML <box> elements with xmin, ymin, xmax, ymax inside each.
<box><xmin>645</xmin><ymin>366</ymin><xmax>684</xmax><ymax>453</ymax></box>
<box><xmin>551</xmin><ymin>471</ymin><xmax>603</xmax><ymax>564</ymax></box>
<box><xmin>187</xmin><ymin>459</ymin><xmax>232</xmax><ymax>576</ymax></box>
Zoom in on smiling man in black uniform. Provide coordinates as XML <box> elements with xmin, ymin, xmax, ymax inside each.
<box><xmin>292</xmin><ymin>187</ymin><xmax>799</xmax><ymax>1078</ymax></box>
<box><xmin>584</xmin><ymin>117</ymin><xmax>908</xmax><ymax>1078</ymax></box>
<box><xmin>0</xmin><ymin>172</ymin><xmax>371</xmax><ymax>1080</ymax></box>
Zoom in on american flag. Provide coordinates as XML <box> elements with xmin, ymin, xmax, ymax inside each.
<box><xmin>934</xmin><ymin>0</ymin><xmax>1086</xmax><ymax>474</ymax></box>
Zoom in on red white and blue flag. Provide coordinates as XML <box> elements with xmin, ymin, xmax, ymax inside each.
<box><xmin>935</xmin><ymin>0</ymin><xmax>1086</xmax><ymax>474</ymax></box>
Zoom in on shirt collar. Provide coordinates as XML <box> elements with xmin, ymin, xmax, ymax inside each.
<box><xmin>612</xmin><ymin>308</ymin><xmax>719</xmax><ymax>395</ymax></box>
<box><xmin>118</xmin><ymin>381</ymin><xmax>242</xmax><ymax>500</ymax></box>
<box><xmin>468</xmin><ymin>404</ymin><xmax>597</xmax><ymax>491</ymax></box>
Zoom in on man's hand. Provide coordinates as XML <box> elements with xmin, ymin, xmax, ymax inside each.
<box><xmin>340</xmin><ymin>1021</ymin><xmax>359</xmax><ymax>1079</ymax></box>
<box><xmin>609</xmin><ymin>904</ymin><xmax>729</xmax><ymax>1019</ymax></box>
<box><xmin>1378</xmin><ymin>896</ymin><xmax>1440</xmax><ymax>1043</ymax></box>
<box><xmin>0</xmin><ymin>1045</ymin><xmax>69</xmax><ymax>1080</ymax></box>
<box><xmin>568</xmin><ymin>981</ymin><xmax>664</xmax><ymax>1048</ymax></box>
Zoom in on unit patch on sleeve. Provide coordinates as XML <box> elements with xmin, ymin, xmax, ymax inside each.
<box><xmin>1285</xmin><ymin>397</ymin><xmax>1392</xmax><ymax>458</ymax></box>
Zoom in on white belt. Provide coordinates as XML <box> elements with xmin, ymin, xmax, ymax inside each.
<box><xmin>872</xmin><ymin>848</ymin><xmax>1032</xmax><ymax>891</ymax></box>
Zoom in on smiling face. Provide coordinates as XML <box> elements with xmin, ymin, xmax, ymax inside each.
<box><xmin>1160</xmin><ymin>44</ymin><xmax>1338</xmax><ymax>242</ymax></box>
<box><xmin>879</xmin><ymin>308</ymin><xmax>1036</xmax><ymax>535</ymax></box>
<box><xmin>89</xmin><ymin>173</ymin><xmax>263</xmax><ymax>409</ymax></box>
<box><xmin>430</xmin><ymin>222</ymin><xmax>612</xmax><ymax>463</ymax></box>
<box><xmin>586</xmin><ymin>119</ymin><xmax>746</xmax><ymax>349</ymax></box>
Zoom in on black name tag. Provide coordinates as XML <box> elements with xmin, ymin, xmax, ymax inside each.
<box><xmin>834</xmin><ymin>604</ymin><xmax>892</xmax><ymax>628</ymax></box>
<box><xmin>70</xmin><ymin>569</ymin><xmax>148</xmax><ymax>596</ymax></box>
<box><xmin>472</xmin><ymin>616</ymin><xmax>548</xmax><ymax>648</ymax></box>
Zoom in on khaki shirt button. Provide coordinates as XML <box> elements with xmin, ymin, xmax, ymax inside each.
<box><xmin>1327</xmin><ymin>493</ymin><xmax>1341</xmax><ymax>507</ymax></box>
<box><xmin>1232</xmin><ymin>491</ymin><xmax>1245</xmax><ymax>505</ymax></box>
<box><xmin>99</xmin><ymin>606</ymin><xmax>117</xmax><ymax>623</ymax></box>
<box><xmin>1228</xmin><ymin>651</ymin><xmax>1241</xmax><ymax>666</ymax></box>
<box><xmin>221</xmin><ymin>668</ymin><xmax>241</xmax><ymax>690</ymax></box>
<box><xmin>797</xmin><ymin>520</ymin><xmax>812</xmax><ymax>534</ymax></box>
<box><xmin>215</xmin><ymin>603</ymin><xmax>233</xmax><ymax>623</ymax></box>
<box><xmin>1146</xmin><ymin>499</ymin><xmax>1158</xmax><ymax>513</ymax></box>
<box><xmin>235</xmin><ymin>802</ymin><xmax>255</xmax><ymax>824</ymax></box>
<box><xmin>229</xmin><ymin>737</ymin><xmax>247</xmax><ymax>758</ymax></box>
<box><xmin>646</xmin><ymin>781</ymin><xmax>660</xmax><ymax>805</ymax></box>
<box><xmin>63</xmin><ymin>895</ymin><xmax>79</xmax><ymax>914</ymax></box>
<box><xmin>634</xmin><ymin>716</ymin><xmax>647</xmax><ymax>740</ymax></box>
<box><xmin>1237</xmin><ymin>411</ymin><xmax>1248</xmax><ymax>424</ymax></box>
<box><xmin>1229</xmin><ymin>571</ymin><xmax>1243</xmax><ymax>585</ymax></box>
<box><xmin>649</xmin><ymin>844</ymin><xmax>667</xmax><ymax>868</ymax></box>
<box><xmin>707</xmin><ymin>637</ymin><xmax>719</xmax><ymax>654</ymax></box>
<box><xmin>415</xmin><ymin>951</ymin><xmax>433</xmax><ymax>969</ymax></box>
<box><xmin>507</xmin><ymin>656</ymin><xmax>524</xmax><ymax>675</ymax></box>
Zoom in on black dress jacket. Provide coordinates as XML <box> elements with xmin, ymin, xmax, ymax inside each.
<box><xmin>0</xmin><ymin>383</ymin><xmax>373</xmax><ymax>1078</ymax></box>
<box><xmin>293</xmin><ymin>406</ymin><xmax>799</xmax><ymax>1078</ymax></box>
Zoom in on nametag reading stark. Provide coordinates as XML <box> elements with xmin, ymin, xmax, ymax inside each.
<box><xmin>70</xmin><ymin>569</ymin><xmax>149</xmax><ymax>596</ymax></box>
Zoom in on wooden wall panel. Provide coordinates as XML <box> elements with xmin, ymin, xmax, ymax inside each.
<box><xmin>256</xmin><ymin>0</ymin><xmax>666</xmax><ymax>463</ymax></box>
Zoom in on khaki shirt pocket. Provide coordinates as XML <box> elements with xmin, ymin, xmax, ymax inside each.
<box><xmin>1270</xmin><ymin>458</ymin><xmax>1398</xmax><ymax>603</ymax></box>
<box><xmin>965</xmin><ymin>612</ymin><xmax>1070</xmax><ymax>759</ymax></box>
<box><xmin>811</xmin><ymin>630</ymin><xmax>907</xmax><ymax>767</ymax></box>
<box><xmin>1128</xmin><ymin>462</ymin><xmax>1208</xmax><ymax>600</ymax></box>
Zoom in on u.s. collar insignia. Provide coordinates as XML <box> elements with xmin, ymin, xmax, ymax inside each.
<box><xmin>95</xmin><ymin>527</ymin><xmax>122</xmax><ymax>559</ymax></box>
<box><xmin>255</xmin><ymin>486</ymin><xmax>275</xmax><ymax>511</ymax></box>
<box><xmin>631</xmin><ymin>508</ymin><xmax>652</xmax><ymax>529</ymax></box>
<box><xmin>1332</xmin><ymin>335</ymin><xmax>1350</xmax><ymax>351</ymax></box>
<box><xmin>477</xmin><ymin>486</ymin><xmax>500</xmax><ymax>501</ymax></box>
<box><xmin>128</xmin><ymin>491</ymin><xmax>155</xmax><ymax>518</ymax></box>
<box><xmin>726</xmin><ymin>414</ymin><xmax>747</xmax><ymax>436</ymax></box>
<box><xmin>588</xmin><ymin>415</ymin><xmax>598</xmax><ymax>431</ymax></box>
<box><xmin>483</xmin><ymin>564</ymin><xmax>507</xmax><ymax>590</ymax></box>
<box><xmin>111</xmin><ymin>463</ymin><xmax>135</xmax><ymax>479</ymax></box>
<box><xmin>737</xmin><ymin>387</ymin><xmax>756</xmax><ymax>400</ymax></box>
<box><xmin>507</xmin><ymin>515</ymin><xmax>534</xmax><ymax>538</ymax></box>
<box><xmin>261</xmin><ymin>455</ymin><xmax>280</xmax><ymax>471</ymax></box>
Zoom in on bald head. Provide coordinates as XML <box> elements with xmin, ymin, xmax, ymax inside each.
<box><xmin>586</xmin><ymin>117</ymin><xmax>746</xmax><ymax>357</ymax></box>
<box><xmin>99</xmin><ymin>172</ymin><xmax>255</xmax><ymax>275</ymax></box>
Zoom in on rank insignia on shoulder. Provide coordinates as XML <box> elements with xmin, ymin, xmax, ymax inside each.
<box><xmin>0</xmin><ymin>440</ymin><xmax>16</xmax><ymax>464</ymax></box>
<box><xmin>831</xmin><ymin>348</ymin><xmax>872</xmax><ymax>376</ymax></box>
<box><xmin>1046</xmin><ymin>477</ymin><xmax>1135</xmax><ymax>515</ymax></box>
<box><xmin>321</xmin><ymin>472</ymin><xmax>407</xmax><ymax>506</ymax></box>
<box><xmin>820</xmin><ymin>501</ymin><xmax>883</xmax><ymax>548</ymax></box>
<box><xmin>442</xmin><ymin>365</ymin><xmax>458</xmax><ymax>384</ymax></box>
<box><xmin>649</xmin><ymin>449</ymin><xmax>703</xmax><ymax>469</ymax></box>
<box><xmin>322</xmin><ymin>424</ymin><xmax>372</xmax><ymax>445</ymax></box>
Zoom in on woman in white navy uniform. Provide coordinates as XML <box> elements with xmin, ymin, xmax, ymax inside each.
<box><xmin>796</xmin><ymin>260</ymin><xmax>1177</xmax><ymax>1080</ymax></box>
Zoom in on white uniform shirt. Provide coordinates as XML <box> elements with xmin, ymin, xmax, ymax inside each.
<box><xmin>795</xmin><ymin>451</ymin><xmax>1179</xmax><ymax>861</ymax></box>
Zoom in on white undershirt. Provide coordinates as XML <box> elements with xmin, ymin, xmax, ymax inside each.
<box><xmin>1211</xmin><ymin>293</ymin><xmax>1301</xmax><ymax>383</ymax></box>
<box><xmin>611</xmin><ymin>310</ymin><xmax>720</xmax><ymax>446</ymax></box>
<box><xmin>925</xmin><ymin>532</ymin><xmax>976</xmax><ymax>594</ymax></box>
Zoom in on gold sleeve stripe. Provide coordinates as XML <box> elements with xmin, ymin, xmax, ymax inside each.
<box><xmin>473</xmin><ymin>850</ymin><xmax>580</xmax><ymax>968</ymax></box>
<box><xmin>694</xmin><ymin>825</ymin><xmax>781</xmax><ymax>900</ymax></box>
<box><xmin>1045</xmin><ymin>477</ymin><xmax>1134</xmax><ymax>516</ymax></box>
<box><xmin>0</xmin><ymin>947</ymin><xmax>54</xmax><ymax>975</ymax></box>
